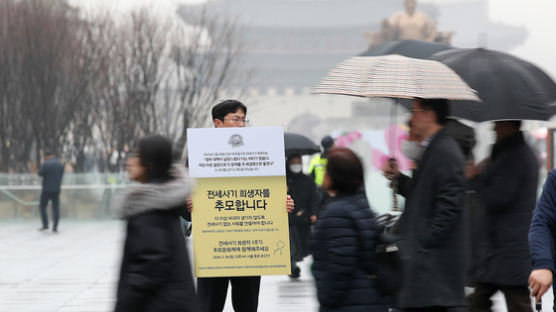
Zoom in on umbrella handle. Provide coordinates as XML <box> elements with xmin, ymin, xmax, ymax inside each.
<box><xmin>536</xmin><ymin>301</ymin><xmax>541</xmax><ymax>312</ymax></box>
<box><xmin>388</xmin><ymin>158</ymin><xmax>399</xmax><ymax>212</ymax></box>
<box><xmin>391</xmin><ymin>181</ymin><xmax>399</xmax><ymax>212</ymax></box>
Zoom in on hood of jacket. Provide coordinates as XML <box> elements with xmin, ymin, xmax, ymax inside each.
<box><xmin>117</xmin><ymin>165</ymin><xmax>194</xmax><ymax>219</ymax></box>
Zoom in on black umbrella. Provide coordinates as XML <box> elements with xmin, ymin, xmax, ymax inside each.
<box><xmin>360</xmin><ymin>39</ymin><xmax>452</xmax><ymax>59</ymax></box>
<box><xmin>430</xmin><ymin>48</ymin><xmax>556</xmax><ymax>121</ymax></box>
<box><xmin>284</xmin><ymin>132</ymin><xmax>320</xmax><ymax>156</ymax></box>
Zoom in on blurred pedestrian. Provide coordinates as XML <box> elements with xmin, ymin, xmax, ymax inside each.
<box><xmin>115</xmin><ymin>135</ymin><xmax>198</xmax><ymax>312</ymax></box>
<box><xmin>309</xmin><ymin>135</ymin><xmax>334</xmax><ymax>223</ymax></box>
<box><xmin>309</xmin><ymin>135</ymin><xmax>334</xmax><ymax>188</ymax></box>
<box><xmin>529</xmin><ymin>169</ymin><xmax>556</xmax><ymax>308</ymax></box>
<box><xmin>444</xmin><ymin>118</ymin><xmax>479</xmax><ymax>287</ymax></box>
<box><xmin>189</xmin><ymin>99</ymin><xmax>294</xmax><ymax>312</ymax></box>
<box><xmin>286</xmin><ymin>154</ymin><xmax>318</xmax><ymax>279</ymax></box>
<box><xmin>38</xmin><ymin>149</ymin><xmax>64</xmax><ymax>233</ymax></box>
<box><xmin>312</xmin><ymin>147</ymin><xmax>388</xmax><ymax>312</ymax></box>
<box><xmin>382</xmin><ymin>98</ymin><xmax>466</xmax><ymax>312</ymax></box>
<box><xmin>467</xmin><ymin>121</ymin><xmax>538</xmax><ymax>312</ymax></box>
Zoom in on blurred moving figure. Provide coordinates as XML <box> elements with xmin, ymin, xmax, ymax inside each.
<box><xmin>286</xmin><ymin>154</ymin><xmax>318</xmax><ymax>279</ymax></box>
<box><xmin>382</xmin><ymin>98</ymin><xmax>466</xmax><ymax>312</ymax></box>
<box><xmin>312</xmin><ymin>147</ymin><xmax>388</xmax><ymax>312</ymax></box>
<box><xmin>309</xmin><ymin>135</ymin><xmax>334</xmax><ymax>223</ymax></box>
<box><xmin>529</xmin><ymin>170</ymin><xmax>556</xmax><ymax>308</ymax></box>
<box><xmin>309</xmin><ymin>135</ymin><xmax>334</xmax><ymax>187</ymax></box>
<box><xmin>38</xmin><ymin>149</ymin><xmax>64</xmax><ymax>233</ymax></box>
<box><xmin>115</xmin><ymin>135</ymin><xmax>198</xmax><ymax>312</ymax></box>
<box><xmin>467</xmin><ymin>121</ymin><xmax>538</xmax><ymax>312</ymax></box>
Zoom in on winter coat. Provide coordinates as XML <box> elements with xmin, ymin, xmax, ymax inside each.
<box><xmin>38</xmin><ymin>158</ymin><xmax>64</xmax><ymax>192</ymax></box>
<box><xmin>395</xmin><ymin>128</ymin><xmax>466</xmax><ymax>308</ymax></box>
<box><xmin>115</xmin><ymin>166</ymin><xmax>198</xmax><ymax>312</ymax></box>
<box><xmin>529</xmin><ymin>169</ymin><xmax>556</xmax><ymax>308</ymax></box>
<box><xmin>286</xmin><ymin>169</ymin><xmax>318</xmax><ymax>260</ymax></box>
<box><xmin>474</xmin><ymin>132</ymin><xmax>539</xmax><ymax>286</ymax></box>
<box><xmin>312</xmin><ymin>192</ymin><xmax>388</xmax><ymax>312</ymax></box>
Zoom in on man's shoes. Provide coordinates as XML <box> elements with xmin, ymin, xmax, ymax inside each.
<box><xmin>38</xmin><ymin>227</ymin><xmax>48</xmax><ymax>231</ymax></box>
<box><xmin>52</xmin><ymin>228</ymin><xmax>58</xmax><ymax>233</ymax></box>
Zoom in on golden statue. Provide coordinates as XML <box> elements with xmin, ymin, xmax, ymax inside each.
<box><xmin>365</xmin><ymin>0</ymin><xmax>453</xmax><ymax>48</ymax></box>
<box><xmin>389</xmin><ymin>0</ymin><xmax>436</xmax><ymax>41</ymax></box>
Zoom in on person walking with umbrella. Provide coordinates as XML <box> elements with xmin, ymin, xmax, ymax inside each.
<box><xmin>315</xmin><ymin>54</ymin><xmax>479</xmax><ymax>310</ymax></box>
<box><xmin>382</xmin><ymin>98</ymin><xmax>467</xmax><ymax>312</ymax></box>
<box><xmin>466</xmin><ymin>120</ymin><xmax>538</xmax><ymax>312</ymax></box>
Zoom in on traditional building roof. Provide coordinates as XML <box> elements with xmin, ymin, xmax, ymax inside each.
<box><xmin>180</xmin><ymin>0</ymin><xmax>527</xmax><ymax>90</ymax></box>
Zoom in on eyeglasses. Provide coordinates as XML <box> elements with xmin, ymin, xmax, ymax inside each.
<box><xmin>410</xmin><ymin>109</ymin><xmax>426</xmax><ymax>114</ymax></box>
<box><xmin>223</xmin><ymin>118</ymin><xmax>249</xmax><ymax>124</ymax></box>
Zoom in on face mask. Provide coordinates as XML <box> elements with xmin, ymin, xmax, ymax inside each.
<box><xmin>289</xmin><ymin>164</ymin><xmax>303</xmax><ymax>173</ymax></box>
<box><xmin>401</xmin><ymin>140</ymin><xmax>423</xmax><ymax>161</ymax></box>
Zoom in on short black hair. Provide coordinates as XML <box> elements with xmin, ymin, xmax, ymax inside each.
<box><xmin>420</xmin><ymin>98</ymin><xmax>450</xmax><ymax>126</ymax></box>
<box><xmin>212</xmin><ymin>100</ymin><xmax>247</xmax><ymax>121</ymax></box>
<box><xmin>321</xmin><ymin>135</ymin><xmax>334</xmax><ymax>150</ymax></box>
<box><xmin>137</xmin><ymin>135</ymin><xmax>173</xmax><ymax>182</ymax></box>
<box><xmin>326</xmin><ymin>147</ymin><xmax>364</xmax><ymax>194</ymax></box>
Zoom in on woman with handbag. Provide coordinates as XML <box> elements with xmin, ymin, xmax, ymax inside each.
<box><xmin>311</xmin><ymin>147</ymin><xmax>388</xmax><ymax>312</ymax></box>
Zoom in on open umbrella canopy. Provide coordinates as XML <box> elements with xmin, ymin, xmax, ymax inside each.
<box><xmin>284</xmin><ymin>132</ymin><xmax>320</xmax><ymax>156</ymax></box>
<box><xmin>314</xmin><ymin>55</ymin><xmax>480</xmax><ymax>102</ymax></box>
<box><xmin>360</xmin><ymin>39</ymin><xmax>452</xmax><ymax>60</ymax></box>
<box><xmin>430</xmin><ymin>48</ymin><xmax>556</xmax><ymax>121</ymax></box>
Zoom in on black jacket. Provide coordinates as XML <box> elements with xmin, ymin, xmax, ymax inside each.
<box><xmin>312</xmin><ymin>192</ymin><xmax>388</xmax><ymax>312</ymax></box>
<box><xmin>39</xmin><ymin>158</ymin><xmax>64</xmax><ymax>192</ymax></box>
<box><xmin>530</xmin><ymin>169</ymin><xmax>556</xmax><ymax>308</ymax></box>
<box><xmin>396</xmin><ymin>128</ymin><xmax>466</xmax><ymax>308</ymax></box>
<box><xmin>287</xmin><ymin>170</ymin><xmax>318</xmax><ymax>261</ymax></box>
<box><xmin>287</xmin><ymin>170</ymin><xmax>317</xmax><ymax>226</ymax></box>
<box><xmin>474</xmin><ymin>132</ymin><xmax>539</xmax><ymax>286</ymax></box>
<box><xmin>115</xmin><ymin>168</ymin><xmax>198</xmax><ymax>312</ymax></box>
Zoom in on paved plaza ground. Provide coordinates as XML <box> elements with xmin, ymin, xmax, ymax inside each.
<box><xmin>0</xmin><ymin>220</ymin><xmax>552</xmax><ymax>312</ymax></box>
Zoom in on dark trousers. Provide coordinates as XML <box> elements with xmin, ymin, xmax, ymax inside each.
<box><xmin>468</xmin><ymin>283</ymin><xmax>533</xmax><ymax>312</ymax></box>
<box><xmin>197</xmin><ymin>276</ymin><xmax>261</xmax><ymax>312</ymax></box>
<box><xmin>403</xmin><ymin>307</ymin><xmax>467</xmax><ymax>312</ymax></box>
<box><xmin>39</xmin><ymin>191</ymin><xmax>60</xmax><ymax>230</ymax></box>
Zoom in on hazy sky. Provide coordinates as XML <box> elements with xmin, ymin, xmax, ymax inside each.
<box><xmin>70</xmin><ymin>0</ymin><xmax>556</xmax><ymax>78</ymax></box>
<box><xmin>488</xmin><ymin>0</ymin><xmax>556</xmax><ymax>79</ymax></box>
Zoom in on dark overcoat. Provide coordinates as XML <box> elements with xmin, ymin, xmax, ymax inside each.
<box><xmin>115</xmin><ymin>170</ymin><xmax>198</xmax><ymax>312</ymax></box>
<box><xmin>312</xmin><ymin>192</ymin><xmax>388</xmax><ymax>312</ymax></box>
<box><xmin>396</xmin><ymin>128</ymin><xmax>466</xmax><ymax>308</ymax></box>
<box><xmin>474</xmin><ymin>132</ymin><xmax>539</xmax><ymax>286</ymax></box>
<box><xmin>39</xmin><ymin>158</ymin><xmax>64</xmax><ymax>192</ymax></box>
<box><xmin>287</xmin><ymin>169</ymin><xmax>317</xmax><ymax>260</ymax></box>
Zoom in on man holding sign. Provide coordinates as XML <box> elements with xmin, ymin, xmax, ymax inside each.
<box><xmin>188</xmin><ymin>100</ymin><xmax>294</xmax><ymax>312</ymax></box>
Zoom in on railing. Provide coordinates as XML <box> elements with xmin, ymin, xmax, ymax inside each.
<box><xmin>0</xmin><ymin>173</ymin><xmax>129</xmax><ymax>219</ymax></box>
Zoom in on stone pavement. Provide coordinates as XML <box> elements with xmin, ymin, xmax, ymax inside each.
<box><xmin>0</xmin><ymin>220</ymin><xmax>551</xmax><ymax>312</ymax></box>
<box><xmin>0</xmin><ymin>220</ymin><xmax>317</xmax><ymax>312</ymax></box>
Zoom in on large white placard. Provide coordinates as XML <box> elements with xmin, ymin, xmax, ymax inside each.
<box><xmin>187</xmin><ymin>127</ymin><xmax>285</xmax><ymax>178</ymax></box>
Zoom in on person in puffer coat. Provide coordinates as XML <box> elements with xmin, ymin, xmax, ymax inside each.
<box><xmin>312</xmin><ymin>147</ymin><xmax>388</xmax><ymax>312</ymax></box>
<box><xmin>115</xmin><ymin>135</ymin><xmax>198</xmax><ymax>312</ymax></box>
